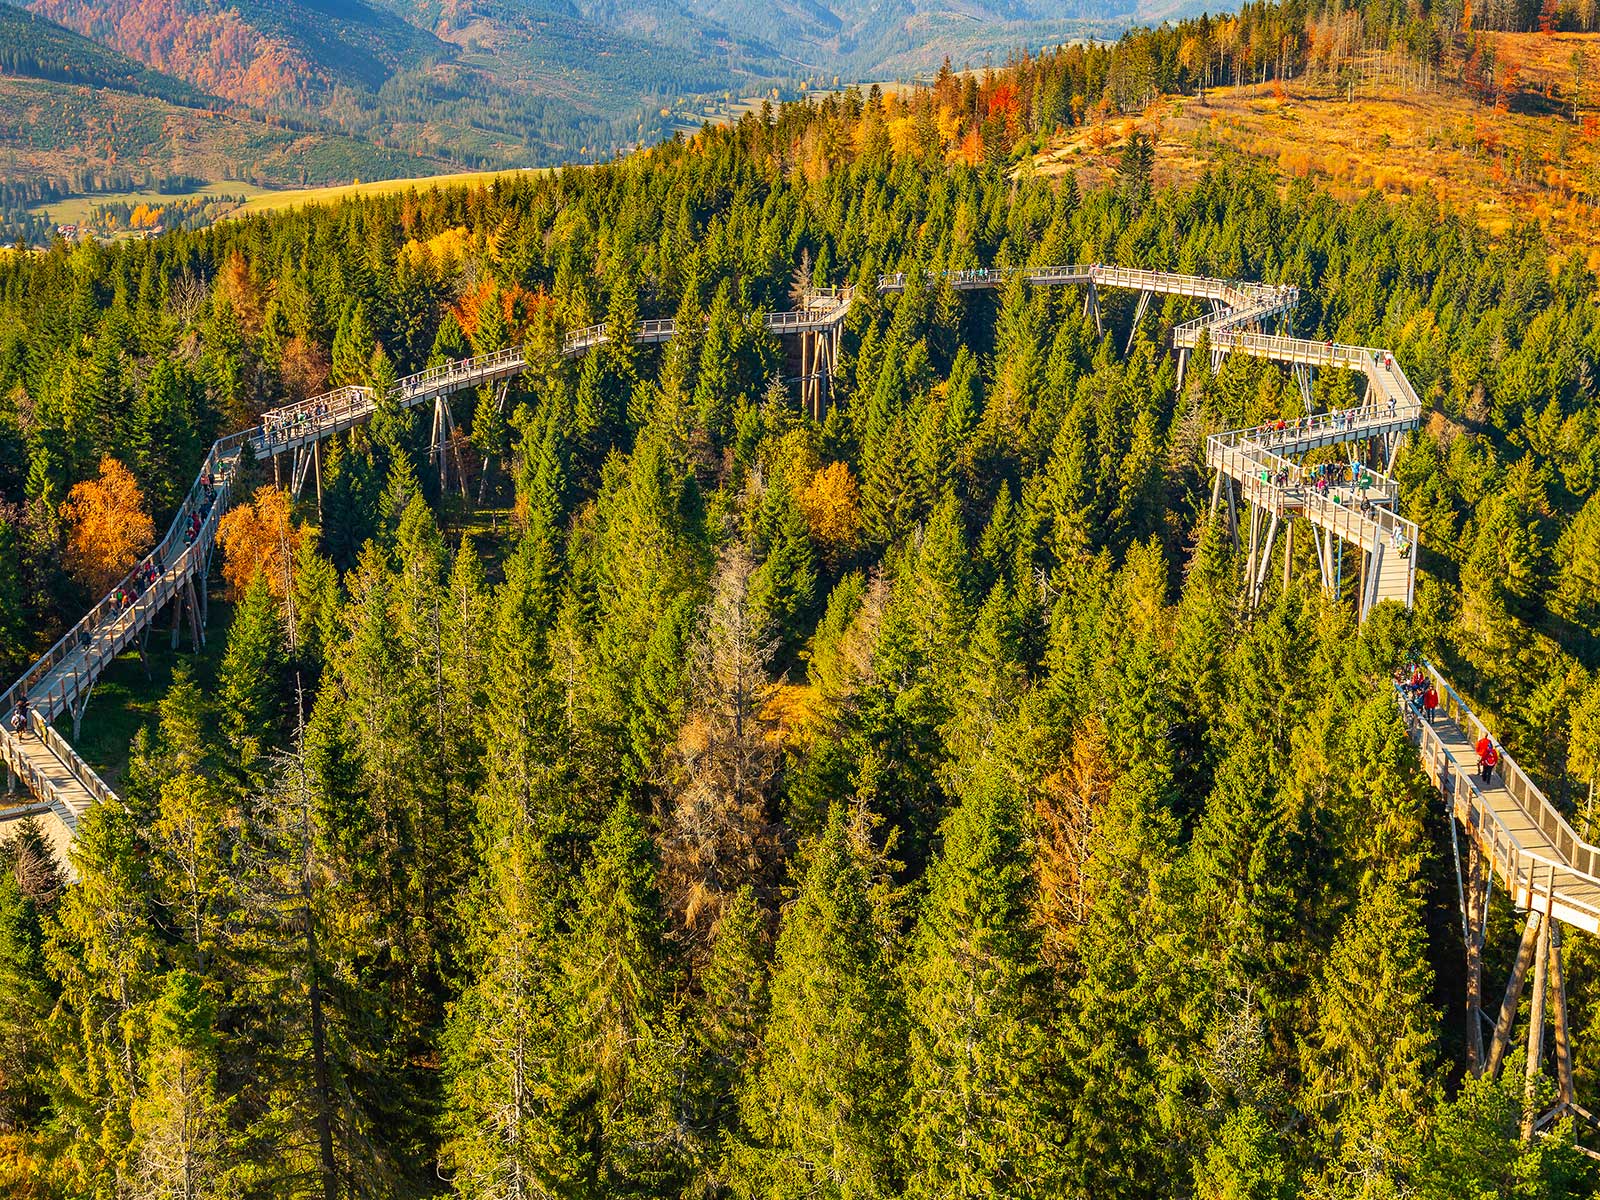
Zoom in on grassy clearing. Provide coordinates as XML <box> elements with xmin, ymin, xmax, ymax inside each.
<box><xmin>28</xmin><ymin>182</ymin><xmax>279</xmax><ymax>229</ymax></box>
<box><xmin>62</xmin><ymin>594</ymin><xmax>235</xmax><ymax>788</ymax></box>
<box><xmin>233</xmin><ymin>167</ymin><xmax>552</xmax><ymax>217</ymax></box>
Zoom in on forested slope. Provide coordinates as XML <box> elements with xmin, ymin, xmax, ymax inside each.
<box><xmin>1</xmin><ymin>59</ymin><xmax>1600</xmax><ymax>1200</ymax></box>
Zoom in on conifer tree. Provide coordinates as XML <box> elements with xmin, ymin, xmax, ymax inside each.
<box><xmin>130</xmin><ymin>970</ymin><xmax>232</xmax><ymax>1199</ymax></box>
<box><xmin>0</xmin><ymin>826</ymin><xmax>57</xmax><ymax>1137</ymax></box>
<box><xmin>902</xmin><ymin>766</ymin><xmax>1058</xmax><ymax>1200</ymax></box>
<box><xmin>1303</xmin><ymin>879</ymin><xmax>1439</xmax><ymax>1197</ymax></box>
<box><xmin>734</xmin><ymin>808</ymin><xmax>904</xmax><ymax>1200</ymax></box>
<box><xmin>217</xmin><ymin>572</ymin><xmax>287</xmax><ymax>770</ymax></box>
<box><xmin>663</xmin><ymin>545</ymin><xmax>782</xmax><ymax>948</ymax></box>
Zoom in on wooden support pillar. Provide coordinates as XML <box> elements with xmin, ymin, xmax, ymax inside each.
<box><xmin>1245</xmin><ymin>504</ymin><xmax>1260</xmax><ymax>598</ymax></box>
<box><xmin>1282</xmin><ymin>518</ymin><xmax>1293</xmax><ymax>593</ymax></box>
<box><xmin>1465</xmin><ymin>840</ymin><xmax>1487</xmax><ymax>1075</ymax></box>
<box><xmin>1125</xmin><ymin>289</ymin><xmax>1151</xmax><ymax>355</ymax></box>
<box><xmin>1084</xmin><ymin>282</ymin><xmax>1102</xmax><ymax>337</ymax></box>
<box><xmin>1176</xmin><ymin>346</ymin><xmax>1189</xmax><ymax>392</ymax></box>
<box><xmin>273</xmin><ymin>453</ymin><xmax>281</xmax><ymax>489</ymax></box>
<box><xmin>1209</xmin><ymin>468</ymin><xmax>1222</xmax><ymax>517</ymax></box>
<box><xmin>313</xmin><ymin>437</ymin><xmax>324</xmax><ymax>521</ymax></box>
<box><xmin>1251</xmin><ymin>510</ymin><xmax>1279</xmax><ymax>607</ymax></box>
<box><xmin>801</xmin><ymin>331</ymin><xmax>812</xmax><ymax>419</ymax></box>
<box><xmin>184</xmin><ymin>574</ymin><xmax>203</xmax><ymax>651</ymax></box>
<box><xmin>1488</xmin><ymin>908</ymin><xmax>1544</xmax><ymax>1079</ymax></box>
<box><xmin>1523</xmin><ymin>899</ymin><xmax>1553</xmax><ymax>1141</ymax></box>
<box><xmin>1550</xmin><ymin>921</ymin><xmax>1575</xmax><ymax>1106</ymax></box>
<box><xmin>434</xmin><ymin>396</ymin><xmax>449</xmax><ymax>497</ymax></box>
<box><xmin>1225</xmin><ymin>479</ymin><xmax>1239</xmax><ymax>550</ymax></box>
<box><xmin>170</xmin><ymin>587</ymin><xmax>183</xmax><ymax>651</ymax></box>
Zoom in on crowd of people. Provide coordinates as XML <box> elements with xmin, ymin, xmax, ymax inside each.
<box><xmin>110</xmin><ymin>554</ymin><xmax>161</xmax><ymax>615</ymax></box>
<box><xmin>261</xmin><ymin>399</ymin><xmax>332</xmax><ymax>447</ymax></box>
<box><xmin>181</xmin><ymin>473</ymin><xmax>219</xmax><ymax>548</ymax></box>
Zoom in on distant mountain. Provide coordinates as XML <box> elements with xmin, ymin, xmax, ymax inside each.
<box><xmin>22</xmin><ymin>0</ymin><xmax>449</xmax><ymax>108</ymax></box>
<box><xmin>678</xmin><ymin>0</ymin><xmax>1140</xmax><ymax>74</ymax></box>
<box><xmin>0</xmin><ymin>0</ymin><xmax>1223</xmax><ymax>197</ymax></box>
<box><xmin>0</xmin><ymin>6</ymin><xmax>450</xmax><ymax>197</ymax></box>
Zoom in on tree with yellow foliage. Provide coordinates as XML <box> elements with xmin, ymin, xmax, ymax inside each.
<box><xmin>61</xmin><ymin>457</ymin><xmax>155</xmax><ymax>596</ymax></box>
<box><xmin>797</xmin><ymin>461</ymin><xmax>862</xmax><ymax>565</ymax></box>
<box><xmin>216</xmin><ymin>486</ymin><xmax>303</xmax><ymax>599</ymax></box>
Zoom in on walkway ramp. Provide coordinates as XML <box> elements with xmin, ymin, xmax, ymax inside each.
<box><xmin>1406</xmin><ymin>665</ymin><xmax>1600</xmax><ymax>934</ymax></box>
<box><xmin>2</xmin><ymin>433</ymin><xmax>245</xmax><ymax>844</ymax></box>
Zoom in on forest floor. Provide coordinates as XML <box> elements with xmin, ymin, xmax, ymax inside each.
<box><xmin>1031</xmin><ymin>33</ymin><xmax>1600</xmax><ymax>269</ymax></box>
<box><xmin>64</xmin><ymin>594</ymin><xmax>235</xmax><ymax>788</ymax></box>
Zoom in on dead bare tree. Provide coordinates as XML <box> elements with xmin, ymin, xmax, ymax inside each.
<box><xmin>659</xmin><ymin>545</ymin><xmax>783</xmax><ymax>952</ymax></box>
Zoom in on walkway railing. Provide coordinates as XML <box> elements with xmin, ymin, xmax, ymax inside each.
<box><xmin>1401</xmin><ymin>664</ymin><xmax>1600</xmax><ymax>929</ymax></box>
<box><xmin>2</xmin><ymin>428</ymin><xmax>249</xmax><ymax>828</ymax></box>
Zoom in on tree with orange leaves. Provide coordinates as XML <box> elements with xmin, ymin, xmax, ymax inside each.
<box><xmin>61</xmin><ymin>457</ymin><xmax>156</xmax><ymax>596</ymax></box>
<box><xmin>216</xmin><ymin>486</ymin><xmax>304</xmax><ymax>599</ymax></box>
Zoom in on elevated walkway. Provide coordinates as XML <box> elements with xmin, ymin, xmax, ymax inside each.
<box><xmin>2</xmin><ymin>433</ymin><xmax>246</xmax><ymax>843</ymax></box>
<box><xmin>0</xmin><ymin>261</ymin><xmax>1412</xmax><ymax>844</ymax></box>
<box><xmin>1207</xmin><ymin>411</ymin><xmax>1419</xmax><ymax>617</ymax></box>
<box><xmin>1405</xmin><ymin>665</ymin><xmax>1600</xmax><ymax>934</ymax></box>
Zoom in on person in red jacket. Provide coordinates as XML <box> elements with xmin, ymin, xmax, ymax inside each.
<box><xmin>1422</xmin><ymin>684</ymin><xmax>1438</xmax><ymax>725</ymax></box>
<box><xmin>1475</xmin><ymin>735</ymin><xmax>1499</xmax><ymax>784</ymax></box>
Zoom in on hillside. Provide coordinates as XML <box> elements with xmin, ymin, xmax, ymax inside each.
<box><xmin>1031</xmin><ymin>34</ymin><xmax>1600</xmax><ymax>266</ymax></box>
<box><xmin>0</xmin><ymin>4</ymin><xmax>217</xmax><ymax>107</ymax></box>
<box><xmin>0</xmin><ymin>75</ymin><xmax>450</xmax><ymax>197</ymax></box>
<box><xmin>0</xmin><ymin>0</ymin><xmax>1203</xmax><ymax>198</ymax></box>
<box><xmin>24</xmin><ymin>0</ymin><xmax>448</xmax><ymax>109</ymax></box>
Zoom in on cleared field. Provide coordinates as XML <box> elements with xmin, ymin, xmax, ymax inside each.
<box><xmin>234</xmin><ymin>167</ymin><xmax>553</xmax><ymax>216</ymax></box>
<box><xmin>29</xmin><ymin>181</ymin><xmax>279</xmax><ymax>228</ymax></box>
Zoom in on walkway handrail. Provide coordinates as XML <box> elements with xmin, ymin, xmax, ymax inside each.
<box><xmin>1424</xmin><ymin>663</ymin><xmax>1600</xmax><ymax>878</ymax></box>
<box><xmin>1399</xmin><ymin>677</ymin><xmax>1600</xmax><ymax>928</ymax></box>
<box><xmin>1</xmin><ymin>426</ymin><xmax>246</xmax><ymax>823</ymax></box>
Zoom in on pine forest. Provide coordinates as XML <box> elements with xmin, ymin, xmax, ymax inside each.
<box><xmin>4</xmin><ymin>16</ymin><xmax>1600</xmax><ymax>1198</ymax></box>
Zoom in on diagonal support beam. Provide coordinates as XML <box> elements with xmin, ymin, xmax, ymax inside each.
<box><xmin>1488</xmin><ymin>908</ymin><xmax>1544</xmax><ymax>1079</ymax></box>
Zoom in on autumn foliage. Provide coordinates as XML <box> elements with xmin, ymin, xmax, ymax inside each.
<box><xmin>797</xmin><ymin>461</ymin><xmax>862</xmax><ymax>559</ymax></box>
<box><xmin>216</xmin><ymin>486</ymin><xmax>303</xmax><ymax>599</ymax></box>
<box><xmin>61</xmin><ymin>456</ymin><xmax>156</xmax><ymax>596</ymax></box>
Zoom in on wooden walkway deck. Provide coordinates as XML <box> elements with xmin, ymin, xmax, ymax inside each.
<box><xmin>1406</xmin><ymin>667</ymin><xmax>1600</xmax><ymax>933</ymax></box>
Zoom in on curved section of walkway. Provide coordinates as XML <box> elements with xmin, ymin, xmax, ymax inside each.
<box><xmin>0</xmin><ymin>260</ymin><xmax>1418</xmax><ymax>848</ymax></box>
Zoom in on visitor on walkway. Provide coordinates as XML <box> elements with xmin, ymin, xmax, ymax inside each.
<box><xmin>1476</xmin><ymin>735</ymin><xmax>1499</xmax><ymax>784</ymax></box>
<box><xmin>7</xmin><ymin>695</ymin><xmax>26</xmax><ymax>735</ymax></box>
<box><xmin>1422</xmin><ymin>684</ymin><xmax>1438</xmax><ymax>725</ymax></box>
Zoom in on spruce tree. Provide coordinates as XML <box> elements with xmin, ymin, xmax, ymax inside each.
<box><xmin>734</xmin><ymin>807</ymin><xmax>904</xmax><ymax>1200</ymax></box>
<box><xmin>901</xmin><ymin>767</ymin><xmax>1058</xmax><ymax>1200</ymax></box>
<box><xmin>130</xmin><ymin>970</ymin><xmax>233</xmax><ymax>1199</ymax></box>
<box><xmin>217</xmin><ymin>571</ymin><xmax>287</xmax><ymax>770</ymax></box>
